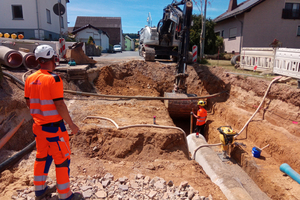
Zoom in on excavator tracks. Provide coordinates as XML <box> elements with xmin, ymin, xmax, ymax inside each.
<box><xmin>143</xmin><ymin>47</ymin><xmax>155</xmax><ymax>61</ymax></box>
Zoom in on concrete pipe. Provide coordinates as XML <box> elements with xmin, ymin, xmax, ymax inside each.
<box><xmin>0</xmin><ymin>46</ymin><xmax>23</xmax><ymax>68</ymax></box>
<box><xmin>19</xmin><ymin>51</ymin><xmax>39</xmax><ymax>69</ymax></box>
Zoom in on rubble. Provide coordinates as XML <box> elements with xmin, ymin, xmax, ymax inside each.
<box><xmin>12</xmin><ymin>173</ymin><xmax>213</xmax><ymax>200</ymax></box>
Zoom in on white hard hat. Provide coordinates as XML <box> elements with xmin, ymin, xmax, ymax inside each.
<box><xmin>34</xmin><ymin>45</ymin><xmax>55</xmax><ymax>60</ymax></box>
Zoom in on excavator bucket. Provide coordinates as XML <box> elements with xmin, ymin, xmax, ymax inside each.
<box><xmin>164</xmin><ymin>92</ymin><xmax>198</xmax><ymax>118</ymax></box>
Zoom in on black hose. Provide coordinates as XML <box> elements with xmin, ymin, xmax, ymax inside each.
<box><xmin>0</xmin><ymin>141</ymin><xmax>36</xmax><ymax>173</ymax></box>
<box><xmin>2</xmin><ymin>71</ymin><xmax>25</xmax><ymax>87</ymax></box>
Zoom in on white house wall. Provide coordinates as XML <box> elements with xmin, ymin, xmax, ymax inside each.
<box><xmin>76</xmin><ymin>28</ymin><xmax>101</xmax><ymax>46</ymax></box>
<box><xmin>214</xmin><ymin>16</ymin><xmax>243</xmax><ymax>54</ymax></box>
<box><xmin>0</xmin><ymin>0</ymin><xmax>68</xmax><ymax>40</ymax></box>
<box><xmin>101</xmin><ymin>34</ymin><xmax>109</xmax><ymax>52</ymax></box>
<box><xmin>243</xmin><ymin>0</ymin><xmax>300</xmax><ymax>48</ymax></box>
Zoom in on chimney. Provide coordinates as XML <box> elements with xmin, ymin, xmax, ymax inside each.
<box><xmin>228</xmin><ymin>0</ymin><xmax>238</xmax><ymax>12</ymax></box>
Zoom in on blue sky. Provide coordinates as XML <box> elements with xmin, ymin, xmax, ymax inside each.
<box><xmin>67</xmin><ymin>0</ymin><xmax>244</xmax><ymax>33</ymax></box>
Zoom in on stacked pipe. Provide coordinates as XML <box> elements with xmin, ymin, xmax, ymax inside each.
<box><xmin>0</xmin><ymin>46</ymin><xmax>23</xmax><ymax>68</ymax></box>
<box><xmin>19</xmin><ymin>51</ymin><xmax>38</xmax><ymax>69</ymax></box>
<box><xmin>0</xmin><ymin>46</ymin><xmax>38</xmax><ymax>69</ymax></box>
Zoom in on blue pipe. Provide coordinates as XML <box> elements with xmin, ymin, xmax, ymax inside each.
<box><xmin>280</xmin><ymin>163</ymin><xmax>300</xmax><ymax>184</ymax></box>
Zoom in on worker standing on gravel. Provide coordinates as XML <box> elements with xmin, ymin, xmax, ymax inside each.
<box><xmin>192</xmin><ymin>100</ymin><xmax>207</xmax><ymax>137</ymax></box>
<box><xmin>24</xmin><ymin>45</ymin><xmax>83</xmax><ymax>200</ymax></box>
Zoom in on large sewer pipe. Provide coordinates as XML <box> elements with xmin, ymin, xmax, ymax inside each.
<box><xmin>187</xmin><ymin>134</ymin><xmax>270</xmax><ymax>200</ymax></box>
<box><xmin>19</xmin><ymin>51</ymin><xmax>39</xmax><ymax>69</ymax></box>
<box><xmin>0</xmin><ymin>46</ymin><xmax>23</xmax><ymax>68</ymax></box>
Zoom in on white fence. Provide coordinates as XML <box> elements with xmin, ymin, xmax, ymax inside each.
<box><xmin>240</xmin><ymin>47</ymin><xmax>300</xmax><ymax>79</ymax></box>
<box><xmin>274</xmin><ymin>48</ymin><xmax>300</xmax><ymax>79</ymax></box>
<box><xmin>240</xmin><ymin>48</ymin><xmax>275</xmax><ymax>71</ymax></box>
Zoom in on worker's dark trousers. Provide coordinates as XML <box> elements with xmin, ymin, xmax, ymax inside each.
<box><xmin>195</xmin><ymin>124</ymin><xmax>205</xmax><ymax>136</ymax></box>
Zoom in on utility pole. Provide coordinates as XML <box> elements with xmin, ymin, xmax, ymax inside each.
<box><xmin>58</xmin><ymin>0</ymin><xmax>62</xmax><ymax>38</ymax></box>
<box><xmin>200</xmin><ymin>0</ymin><xmax>207</xmax><ymax>60</ymax></box>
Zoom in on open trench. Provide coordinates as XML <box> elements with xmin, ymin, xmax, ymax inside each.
<box><xmin>0</xmin><ymin>60</ymin><xmax>300</xmax><ymax>199</ymax></box>
<box><xmin>68</xmin><ymin>60</ymin><xmax>300</xmax><ymax>199</ymax></box>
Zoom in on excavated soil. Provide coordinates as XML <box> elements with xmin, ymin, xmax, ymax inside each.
<box><xmin>0</xmin><ymin>59</ymin><xmax>300</xmax><ymax>200</ymax></box>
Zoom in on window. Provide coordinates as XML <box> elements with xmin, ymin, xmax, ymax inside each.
<box><xmin>297</xmin><ymin>26</ymin><xmax>300</xmax><ymax>36</ymax></box>
<box><xmin>12</xmin><ymin>5</ymin><xmax>23</xmax><ymax>20</ymax></box>
<box><xmin>46</xmin><ymin>9</ymin><xmax>51</xmax><ymax>24</ymax></box>
<box><xmin>60</xmin><ymin>16</ymin><xmax>64</xmax><ymax>28</ymax></box>
<box><xmin>229</xmin><ymin>27</ymin><xmax>237</xmax><ymax>39</ymax></box>
<box><xmin>215</xmin><ymin>30</ymin><xmax>224</xmax><ymax>38</ymax></box>
<box><xmin>282</xmin><ymin>3</ymin><xmax>300</xmax><ymax>19</ymax></box>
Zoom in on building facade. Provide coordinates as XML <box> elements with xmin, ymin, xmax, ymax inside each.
<box><xmin>214</xmin><ymin>0</ymin><xmax>300</xmax><ymax>54</ymax></box>
<box><xmin>72</xmin><ymin>24</ymin><xmax>110</xmax><ymax>52</ymax></box>
<box><xmin>0</xmin><ymin>0</ymin><xmax>69</xmax><ymax>40</ymax></box>
<box><xmin>74</xmin><ymin>17</ymin><xmax>122</xmax><ymax>47</ymax></box>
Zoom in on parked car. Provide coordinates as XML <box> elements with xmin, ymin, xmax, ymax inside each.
<box><xmin>113</xmin><ymin>45</ymin><xmax>122</xmax><ymax>53</ymax></box>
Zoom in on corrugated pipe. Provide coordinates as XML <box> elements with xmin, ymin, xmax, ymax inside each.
<box><xmin>19</xmin><ymin>51</ymin><xmax>39</xmax><ymax>69</ymax></box>
<box><xmin>0</xmin><ymin>46</ymin><xmax>23</xmax><ymax>68</ymax></box>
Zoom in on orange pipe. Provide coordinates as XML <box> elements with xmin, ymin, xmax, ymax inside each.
<box><xmin>0</xmin><ymin>118</ymin><xmax>24</xmax><ymax>149</ymax></box>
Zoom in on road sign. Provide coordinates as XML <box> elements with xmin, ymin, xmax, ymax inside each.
<box><xmin>53</xmin><ymin>3</ymin><xmax>65</xmax><ymax>16</ymax></box>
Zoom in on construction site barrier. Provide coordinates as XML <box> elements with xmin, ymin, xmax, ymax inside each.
<box><xmin>240</xmin><ymin>48</ymin><xmax>275</xmax><ymax>71</ymax></box>
<box><xmin>274</xmin><ymin>48</ymin><xmax>300</xmax><ymax>79</ymax></box>
<box><xmin>240</xmin><ymin>47</ymin><xmax>300</xmax><ymax>79</ymax></box>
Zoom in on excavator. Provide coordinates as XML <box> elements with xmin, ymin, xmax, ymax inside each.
<box><xmin>138</xmin><ymin>0</ymin><xmax>197</xmax><ymax>118</ymax></box>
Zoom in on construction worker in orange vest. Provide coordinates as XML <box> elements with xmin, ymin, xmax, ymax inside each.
<box><xmin>192</xmin><ymin>100</ymin><xmax>207</xmax><ymax>138</ymax></box>
<box><xmin>24</xmin><ymin>45</ymin><xmax>83</xmax><ymax>200</ymax></box>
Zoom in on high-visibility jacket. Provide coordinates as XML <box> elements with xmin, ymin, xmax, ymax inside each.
<box><xmin>196</xmin><ymin>108</ymin><xmax>207</xmax><ymax>126</ymax></box>
<box><xmin>24</xmin><ymin>70</ymin><xmax>63</xmax><ymax>125</ymax></box>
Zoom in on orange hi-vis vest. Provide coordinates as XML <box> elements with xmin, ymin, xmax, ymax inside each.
<box><xmin>24</xmin><ymin>70</ymin><xmax>63</xmax><ymax>125</ymax></box>
<box><xmin>196</xmin><ymin>108</ymin><xmax>207</xmax><ymax>126</ymax></box>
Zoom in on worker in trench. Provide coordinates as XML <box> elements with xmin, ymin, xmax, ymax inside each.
<box><xmin>192</xmin><ymin>100</ymin><xmax>207</xmax><ymax>137</ymax></box>
<box><xmin>24</xmin><ymin>45</ymin><xmax>84</xmax><ymax>200</ymax></box>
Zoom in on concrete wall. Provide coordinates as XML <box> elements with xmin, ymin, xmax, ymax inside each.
<box><xmin>0</xmin><ymin>0</ymin><xmax>68</xmax><ymax>40</ymax></box>
<box><xmin>243</xmin><ymin>0</ymin><xmax>300</xmax><ymax>48</ymax></box>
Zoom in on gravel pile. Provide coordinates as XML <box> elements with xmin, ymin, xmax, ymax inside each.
<box><xmin>12</xmin><ymin>173</ymin><xmax>213</xmax><ymax>200</ymax></box>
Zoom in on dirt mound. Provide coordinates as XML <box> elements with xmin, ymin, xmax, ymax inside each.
<box><xmin>94</xmin><ymin>60</ymin><xmax>175</xmax><ymax>97</ymax></box>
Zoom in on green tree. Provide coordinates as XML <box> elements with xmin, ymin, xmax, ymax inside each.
<box><xmin>189</xmin><ymin>15</ymin><xmax>218</xmax><ymax>55</ymax></box>
<box><xmin>87</xmin><ymin>36</ymin><xmax>95</xmax><ymax>45</ymax></box>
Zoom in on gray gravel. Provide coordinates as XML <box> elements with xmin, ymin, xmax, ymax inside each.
<box><xmin>11</xmin><ymin>173</ymin><xmax>214</xmax><ymax>200</ymax></box>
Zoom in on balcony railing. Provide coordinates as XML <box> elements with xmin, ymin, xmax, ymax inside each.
<box><xmin>282</xmin><ymin>9</ymin><xmax>300</xmax><ymax>19</ymax></box>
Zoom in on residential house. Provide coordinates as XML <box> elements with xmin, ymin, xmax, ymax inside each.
<box><xmin>73</xmin><ymin>17</ymin><xmax>122</xmax><ymax>47</ymax></box>
<box><xmin>214</xmin><ymin>0</ymin><xmax>300</xmax><ymax>54</ymax></box>
<box><xmin>124</xmin><ymin>35</ymin><xmax>134</xmax><ymax>51</ymax></box>
<box><xmin>0</xmin><ymin>0</ymin><xmax>69</xmax><ymax>40</ymax></box>
<box><xmin>72</xmin><ymin>24</ymin><xmax>110</xmax><ymax>52</ymax></box>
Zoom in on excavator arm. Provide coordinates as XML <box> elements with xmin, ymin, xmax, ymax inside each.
<box><xmin>173</xmin><ymin>0</ymin><xmax>193</xmax><ymax>93</ymax></box>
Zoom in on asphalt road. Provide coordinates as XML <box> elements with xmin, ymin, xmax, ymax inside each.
<box><xmin>93</xmin><ymin>51</ymin><xmax>143</xmax><ymax>62</ymax></box>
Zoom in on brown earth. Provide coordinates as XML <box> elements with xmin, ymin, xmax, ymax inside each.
<box><xmin>0</xmin><ymin>59</ymin><xmax>300</xmax><ymax>199</ymax></box>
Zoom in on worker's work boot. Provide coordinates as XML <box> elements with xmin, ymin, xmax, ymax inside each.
<box><xmin>71</xmin><ymin>192</ymin><xmax>84</xmax><ymax>200</ymax></box>
<box><xmin>35</xmin><ymin>185</ymin><xmax>57</xmax><ymax>200</ymax></box>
